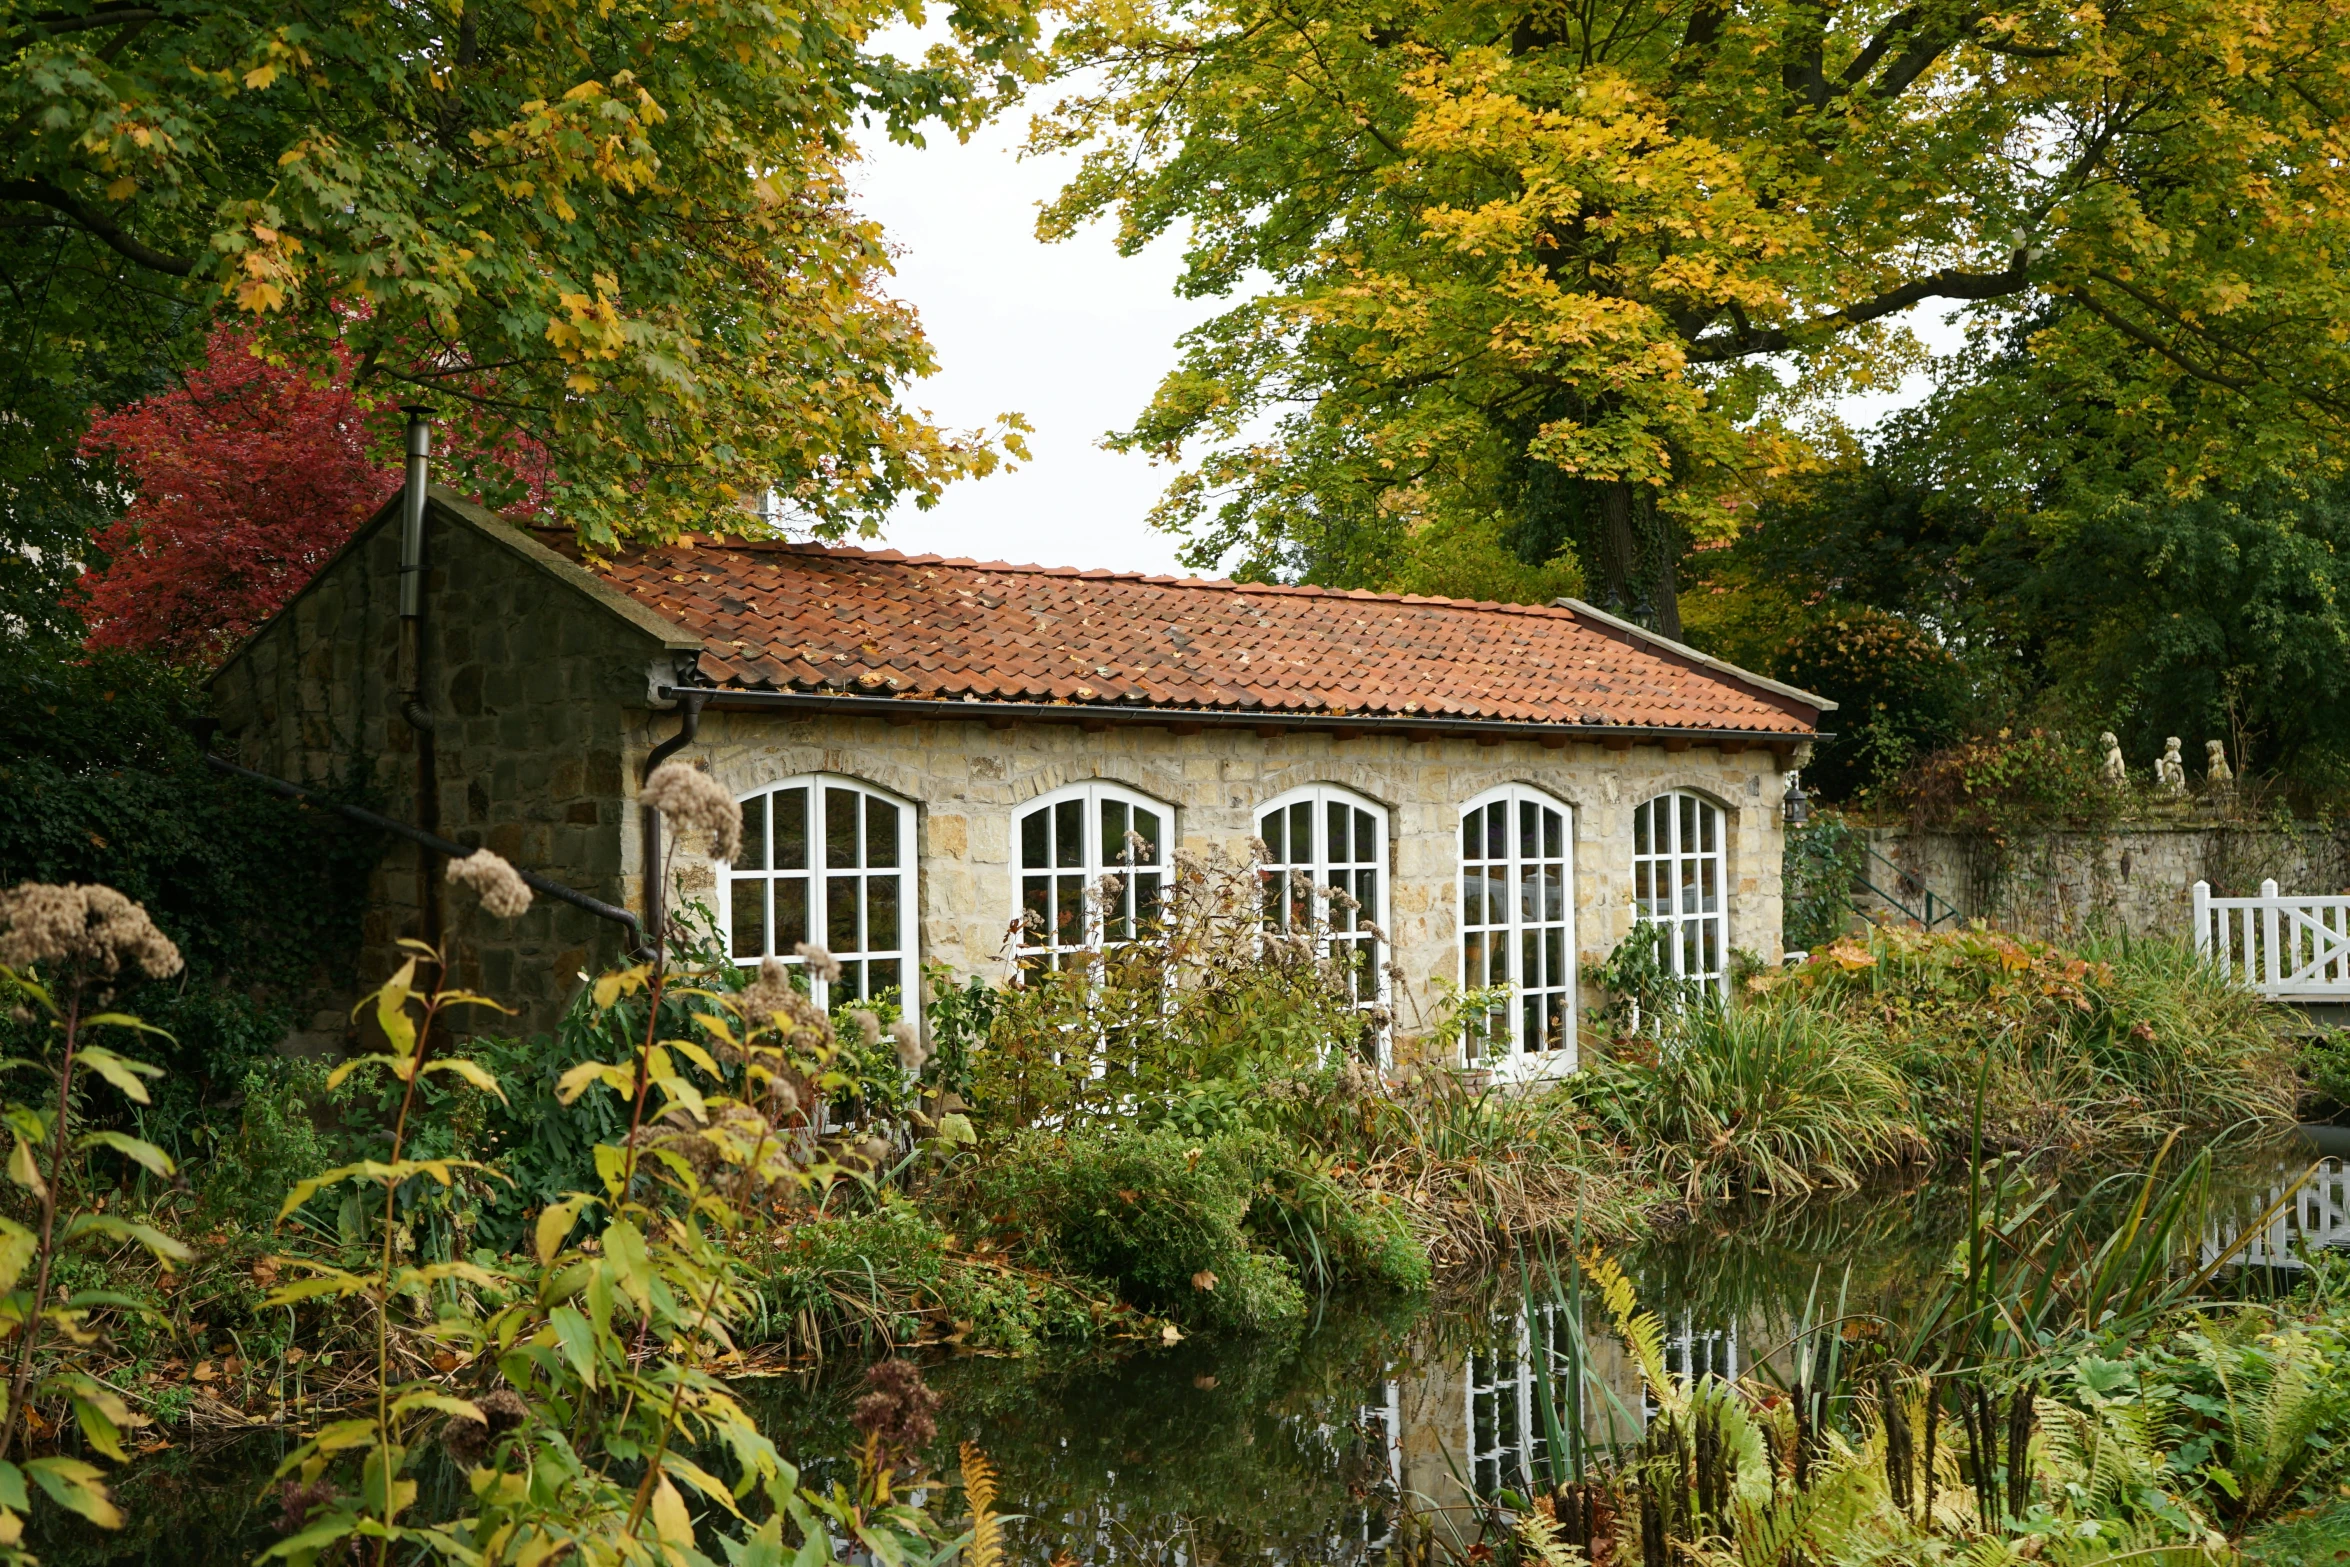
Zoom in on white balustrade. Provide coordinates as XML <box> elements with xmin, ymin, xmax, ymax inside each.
<box><xmin>2193</xmin><ymin>879</ymin><xmax>2350</xmax><ymax>999</ymax></box>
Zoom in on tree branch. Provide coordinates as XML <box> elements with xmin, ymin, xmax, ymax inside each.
<box><xmin>1682</xmin><ymin>252</ymin><xmax>2031</xmax><ymax>361</ymax></box>
<box><xmin>0</xmin><ymin>178</ymin><xmax>195</xmax><ymax>276</ymax></box>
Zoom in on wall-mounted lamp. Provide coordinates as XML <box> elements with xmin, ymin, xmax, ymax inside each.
<box><xmin>1782</xmin><ymin>772</ymin><xmax>1810</xmax><ymax>828</ymax></box>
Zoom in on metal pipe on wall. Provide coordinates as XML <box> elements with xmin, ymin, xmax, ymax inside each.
<box><xmin>396</xmin><ymin>406</ymin><xmax>441</xmax><ymax>949</ymax></box>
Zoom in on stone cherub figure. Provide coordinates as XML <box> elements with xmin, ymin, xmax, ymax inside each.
<box><xmin>2206</xmin><ymin>740</ymin><xmax>2234</xmax><ymax>788</ymax></box>
<box><xmin>2156</xmin><ymin>736</ymin><xmax>2187</xmax><ymax>794</ymax></box>
<box><xmin>2099</xmin><ymin>731</ymin><xmax>2127</xmax><ymax>788</ymax></box>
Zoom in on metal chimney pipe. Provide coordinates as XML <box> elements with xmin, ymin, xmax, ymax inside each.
<box><xmin>398</xmin><ymin>407</ymin><xmax>433</xmax><ymax>619</ymax></box>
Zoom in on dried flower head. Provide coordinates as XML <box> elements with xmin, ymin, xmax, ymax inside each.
<box><xmin>277</xmin><ymin>1477</ymin><xmax>338</xmax><ymax>1534</ymax></box>
<box><xmin>0</xmin><ymin>882</ymin><xmax>182</xmax><ymax>982</ymax></box>
<box><xmin>794</xmin><ymin>942</ymin><xmax>843</xmax><ymax>984</ymax></box>
<box><xmin>891</xmin><ymin>1018</ymin><xmax>929</xmax><ymax>1076</ymax></box>
<box><xmin>856</xmin><ymin>1134</ymin><xmax>892</xmax><ymax>1168</ymax></box>
<box><xmin>852</xmin><ymin>1359</ymin><xmax>940</xmax><ymax>1467</ymax></box>
<box><xmin>739</xmin><ymin>956</ymin><xmax>796</xmax><ymax>1023</ymax></box>
<box><xmin>845</xmin><ymin>1008</ymin><xmax>882</xmax><ymax>1048</ymax></box>
<box><xmin>439</xmin><ymin>1388</ymin><xmax>529</xmax><ymax>1468</ymax></box>
<box><xmin>446</xmin><ymin>849</ymin><xmax>532</xmax><ymax>918</ymax></box>
<box><xmin>643</xmin><ymin>762</ymin><xmax>744</xmax><ymax>863</ymax></box>
<box><xmin>1323</xmin><ymin>884</ymin><xmax>1360</xmax><ymax>914</ymax></box>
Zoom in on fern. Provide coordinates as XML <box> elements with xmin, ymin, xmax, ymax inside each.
<box><xmin>1515</xmin><ymin>1495</ymin><xmax>1585</xmax><ymax>1567</ymax></box>
<box><xmin>961</xmin><ymin>1442</ymin><xmax>1004</xmax><ymax>1567</ymax></box>
<box><xmin>1586</xmin><ymin>1249</ymin><xmax>1674</xmax><ymax>1414</ymax></box>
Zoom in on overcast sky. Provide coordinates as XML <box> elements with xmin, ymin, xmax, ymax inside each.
<box><xmin>848</xmin><ymin>88</ymin><xmax>1953</xmax><ymax>580</ymax></box>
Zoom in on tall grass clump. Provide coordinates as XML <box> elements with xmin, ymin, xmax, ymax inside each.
<box><xmin>1574</xmin><ymin>1001</ymin><xmax>1929</xmax><ymax>1200</ymax></box>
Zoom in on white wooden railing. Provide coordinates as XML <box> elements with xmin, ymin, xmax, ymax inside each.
<box><xmin>2201</xmin><ymin>1159</ymin><xmax>2350</xmax><ymax>1270</ymax></box>
<box><xmin>2193</xmin><ymin>879</ymin><xmax>2350</xmax><ymax>1000</ymax></box>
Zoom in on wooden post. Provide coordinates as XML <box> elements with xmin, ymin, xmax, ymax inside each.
<box><xmin>2192</xmin><ymin>880</ymin><xmax>2211</xmax><ymax>959</ymax></box>
<box><xmin>2262</xmin><ymin>878</ymin><xmax>2282</xmax><ymax>996</ymax></box>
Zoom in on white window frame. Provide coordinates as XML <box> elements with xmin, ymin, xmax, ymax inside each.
<box><xmin>1466</xmin><ymin>1304</ymin><xmax>1579</xmax><ymax>1496</ymax></box>
<box><xmin>1009</xmin><ymin>781</ymin><xmax>1172</xmax><ymax>973</ymax></box>
<box><xmin>718</xmin><ymin>775</ymin><xmax>918</xmax><ymax>1019</ymax></box>
<box><xmin>1459</xmin><ymin>784</ymin><xmax>1577</xmax><ymax>1077</ymax></box>
<box><xmin>1257</xmin><ymin>784</ymin><xmax>1392</xmax><ymax>1062</ymax></box>
<box><xmin>1632</xmin><ymin>790</ymin><xmax>1729</xmax><ymax>997</ymax></box>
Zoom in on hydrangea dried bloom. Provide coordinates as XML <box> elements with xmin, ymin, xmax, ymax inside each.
<box><xmin>643</xmin><ymin>762</ymin><xmax>743</xmax><ymax>863</ymax></box>
<box><xmin>0</xmin><ymin>882</ymin><xmax>183</xmax><ymax>982</ymax></box>
<box><xmin>446</xmin><ymin>849</ymin><xmax>533</xmax><ymax>918</ymax></box>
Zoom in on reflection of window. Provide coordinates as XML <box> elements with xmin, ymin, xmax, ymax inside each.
<box><xmin>1632</xmin><ymin>791</ymin><xmax>1726</xmax><ymax>994</ymax></box>
<box><xmin>1460</xmin><ymin>785</ymin><xmax>1575</xmax><ymax>1064</ymax></box>
<box><xmin>724</xmin><ymin>777</ymin><xmax>912</xmax><ymax>1007</ymax></box>
<box><xmin>1467</xmin><ymin>1306</ymin><xmax>1577</xmax><ymax>1496</ymax></box>
<box><xmin>1258</xmin><ymin>786</ymin><xmax>1388</xmax><ymax>1016</ymax></box>
<box><xmin>1013</xmin><ymin>783</ymin><xmax>1167</xmax><ymax>971</ymax></box>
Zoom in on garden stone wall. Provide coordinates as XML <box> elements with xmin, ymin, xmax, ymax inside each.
<box><xmin>1856</xmin><ymin>823</ymin><xmax>2350</xmax><ymax>944</ymax></box>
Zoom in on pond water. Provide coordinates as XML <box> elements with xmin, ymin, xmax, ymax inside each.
<box><xmin>35</xmin><ymin>1134</ymin><xmax>2350</xmax><ymax>1565</ymax></box>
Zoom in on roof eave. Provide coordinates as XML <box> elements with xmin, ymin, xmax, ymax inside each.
<box><xmin>659</xmin><ymin>686</ymin><xmax>1825</xmax><ymax>751</ymax></box>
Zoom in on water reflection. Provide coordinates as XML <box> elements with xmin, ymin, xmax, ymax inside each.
<box><xmin>47</xmin><ymin>1135</ymin><xmax>2350</xmax><ymax>1565</ymax></box>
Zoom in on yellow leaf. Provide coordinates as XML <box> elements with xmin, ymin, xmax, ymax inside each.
<box><xmin>104</xmin><ymin>177</ymin><xmax>137</xmax><ymax>201</ymax></box>
<box><xmin>536</xmin><ymin>1196</ymin><xmax>593</xmax><ymax>1265</ymax></box>
<box><xmin>7</xmin><ymin>1139</ymin><xmax>44</xmax><ymax>1202</ymax></box>
<box><xmin>650</xmin><ymin>1474</ymin><xmax>693</xmax><ymax>1548</ymax></box>
<box><xmin>244</xmin><ymin>62</ymin><xmax>279</xmax><ymax>89</ymax></box>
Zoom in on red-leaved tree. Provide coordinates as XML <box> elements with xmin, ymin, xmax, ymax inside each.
<box><xmin>74</xmin><ymin>329</ymin><xmax>395</xmax><ymax>665</ymax></box>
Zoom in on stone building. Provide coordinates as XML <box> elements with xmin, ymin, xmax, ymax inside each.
<box><xmin>207</xmin><ymin>487</ymin><xmax>1827</xmax><ymax>1065</ymax></box>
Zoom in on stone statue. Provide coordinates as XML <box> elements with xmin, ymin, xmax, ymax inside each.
<box><xmin>2206</xmin><ymin>740</ymin><xmax>2234</xmax><ymax>787</ymax></box>
<box><xmin>2099</xmin><ymin>731</ymin><xmax>2126</xmax><ymax>788</ymax></box>
<box><xmin>2156</xmin><ymin>736</ymin><xmax>2187</xmax><ymax>794</ymax></box>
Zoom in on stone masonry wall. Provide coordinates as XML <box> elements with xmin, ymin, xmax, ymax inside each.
<box><xmin>629</xmin><ymin>708</ymin><xmax>1799</xmax><ymax>1064</ymax></box>
<box><xmin>210</xmin><ymin>492</ymin><xmax>685</xmax><ymax>1039</ymax></box>
<box><xmin>1858</xmin><ymin>823</ymin><xmax>2350</xmax><ymax>943</ymax></box>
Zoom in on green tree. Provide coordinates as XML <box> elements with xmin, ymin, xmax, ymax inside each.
<box><xmin>2</xmin><ymin>0</ymin><xmax>1041</xmax><ymax>548</ymax></box>
<box><xmin>1037</xmin><ymin>0</ymin><xmax>2350</xmax><ymax>621</ymax></box>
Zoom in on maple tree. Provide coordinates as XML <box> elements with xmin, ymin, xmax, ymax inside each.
<box><xmin>2</xmin><ymin>0</ymin><xmax>1040</xmax><ymax>548</ymax></box>
<box><xmin>72</xmin><ymin>327</ymin><xmax>391</xmax><ymax>665</ymax></box>
<box><xmin>1036</xmin><ymin>0</ymin><xmax>2350</xmax><ymax>626</ymax></box>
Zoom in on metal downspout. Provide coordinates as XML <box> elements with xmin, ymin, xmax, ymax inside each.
<box><xmin>396</xmin><ymin>408</ymin><xmax>441</xmax><ymax>949</ymax></box>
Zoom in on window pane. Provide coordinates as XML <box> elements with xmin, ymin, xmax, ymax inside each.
<box><xmin>1523</xmin><ymin>994</ymin><xmax>1540</xmax><ymax>1055</ymax></box>
<box><xmin>1055</xmin><ymin>799</ymin><xmax>1084</xmax><ymax>868</ymax></box>
<box><xmin>869</xmin><ymin>958</ymin><xmax>901</xmax><ymax>996</ymax></box>
<box><xmin>1328</xmin><ymin>801</ymin><xmax>1349</xmax><ymax>864</ymax></box>
<box><xmin>827</xmin><ymin>874</ymin><xmax>860</xmax><ymax>951</ymax></box>
<box><xmin>1521</xmin><ymin>928</ymin><xmax>1537</xmax><ymax>990</ymax></box>
<box><xmin>1265</xmin><ymin>808</ymin><xmax>1287</xmax><ymax>863</ymax></box>
<box><xmin>1635</xmin><ymin>862</ymin><xmax>1652</xmax><ymax>908</ymax></box>
<box><xmin>1462</xmin><ymin>813</ymin><xmax>1477</xmax><ymax>859</ymax></box>
<box><xmin>1022</xmin><ymin>874</ymin><xmax>1050</xmax><ymax>938</ymax></box>
<box><xmin>1701</xmin><ymin>803</ymin><xmax>1718</xmax><ymax>853</ymax></box>
<box><xmin>1520</xmin><ymin>801</ymin><xmax>1538</xmax><ymax>861</ymax></box>
<box><xmin>731</xmin><ymin>878</ymin><xmax>766</xmax><ymax>958</ymax></box>
<box><xmin>1545</xmin><ymin>927</ymin><xmax>1564</xmax><ymax>990</ymax></box>
<box><xmin>1102</xmin><ymin>799</ymin><xmax>1129</xmax><ymax>863</ymax></box>
<box><xmin>778</xmin><ymin>877</ymin><xmax>808</xmax><ymax>950</ymax></box>
<box><xmin>1544</xmin><ymin>808</ymin><xmax>1563</xmax><ymax>860</ymax></box>
<box><xmin>779</xmin><ymin>787</ymin><xmax>809</xmax><ymax>870</ymax></box>
<box><xmin>1634</xmin><ymin>801</ymin><xmax>1651</xmax><ymax>855</ymax></box>
<box><xmin>866</xmin><ymin>796</ymin><xmax>899</xmax><ymax>867</ymax></box>
<box><xmin>1520</xmin><ymin>864</ymin><xmax>1539</xmax><ymax>923</ymax></box>
<box><xmin>1486</xmin><ymin>803</ymin><xmax>1507</xmax><ymax>860</ymax></box>
<box><xmin>1135</xmin><ymin>805</ymin><xmax>1159</xmax><ymax>865</ymax></box>
<box><xmin>1464</xmin><ymin>930</ymin><xmax>1485</xmax><ymax>986</ymax></box>
<box><xmin>1680</xmin><ymin>794</ymin><xmax>1697</xmax><ymax>852</ymax></box>
<box><xmin>1544</xmin><ymin>866</ymin><xmax>1564</xmax><ymax>922</ymax></box>
<box><xmin>1357</xmin><ymin>869</ymin><xmax>1378</xmax><ymax>923</ymax></box>
<box><xmin>1135</xmin><ymin>871</ymin><xmax>1163</xmax><ymax>928</ymax></box>
<box><xmin>1289</xmin><ymin>803</ymin><xmax>1312</xmax><ymax>863</ymax></box>
<box><xmin>739</xmin><ymin>794</ymin><xmax>767</xmax><ymax>870</ymax></box>
<box><xmin>1356</xmin><ymin>809</ymin><xmax>1375</xmax><ymax>864</ymax></box>
<box><xmin>1055</xmin><ymin>874</ymin><xmax>1083</xmax><ymax>945</ymax></box>
<box><xmin>1702</xmin><ymin>857</ymin><xmax>1718</xmax><ymax>908</ymax></box>
<box><xmin>825</xmin><ymin>787</ymin><xmax>859</xmax><ymax>868</ymax></box>
<box><xmin>867</xmin><ymin>875</ymin><xmax>899</xmax><ymax>951</ymax></box>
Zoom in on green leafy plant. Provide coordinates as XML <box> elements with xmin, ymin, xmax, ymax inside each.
<box><xmin>0</xmin><ymin>883</ymin><xmax>195</xmax><ymax>1553</ymax></box>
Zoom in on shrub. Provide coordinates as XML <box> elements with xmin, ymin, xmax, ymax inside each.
<box><xmin>750</xmin><ymin>1202</ymin><xmax>1125</xmax><ymax>1356</ymax></box>
<box><xmin>971</xmin><ymin>1127</ymin><xmax>1308</xmax><ymax>1331</ymax></box>
<box><xmin>193</xmin><ymin>1060</ymin><xmax>338</xmax><ymax>1230</ymax></box>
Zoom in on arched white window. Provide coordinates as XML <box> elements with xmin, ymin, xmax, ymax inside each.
<box><xmin>1258</xmin><ymin>785</ymin><xmax>1390</xmax><ymax>1020</ymax></box>
<box><xmin>1012</xmin><ymin>782</ymin><xmax>1168</xmax><ymax>971</ymax></box>
<box><xmin>723</xmin><ymin>776</ymin><xmax>915</xmax><ymax>1009</ymax></box>
<box><xmin>1461</xmin><ymin>785</ymin><xmax>1576</xmax><ymax>1072</ymax></box>
<box><xmin>1632</xmin><ymin>791</ymin><xmax>1727</xmax><ymax>994</ymax></box>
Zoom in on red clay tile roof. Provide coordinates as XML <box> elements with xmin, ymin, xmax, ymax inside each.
<box><xmin>588</xmin><ymin>539</ymin><xmax>1820</xmax><ymax>734</ymax></box>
